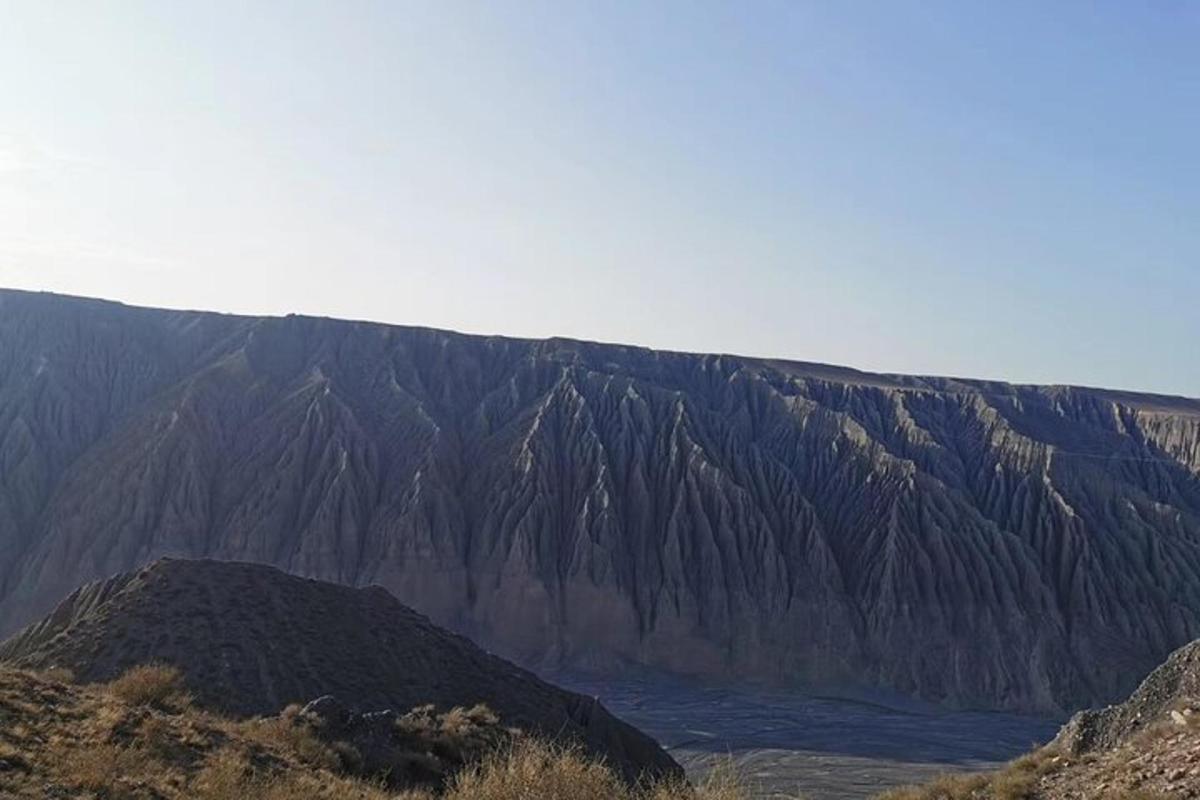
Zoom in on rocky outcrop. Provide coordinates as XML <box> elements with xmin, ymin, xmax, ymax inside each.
<box><xmin>883</xmin><ymin>641</ymin><xmax>1200</xmax><ymax>799</ymax></box>
<box><xmin>1</xmin><ymin>288</ymin><xmax>1199</xmax><ymax>714</ymax></box>
<box><xmin>0</xmin><ymin>558</ymin><xmax>680</xmax><ymax>783</ymax></box>
<box><xmin>292</xmin><ymin>696</ymin><xmax>513</xmax><ymax>789</ymax></box>
<box><xmin>1054</xmin><ymin>639</ymin><xmax>1200</xmax><ymax>755</ymax></box>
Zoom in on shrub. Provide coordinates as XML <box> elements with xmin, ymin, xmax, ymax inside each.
<box><xmin>875</xmin><ymin>772</ymin><xmax>989</xmax><ymax>799</ymax></box>
<box><xmin>445</xmin><ymin>739</ymin><xmax>628</xmax><ymax>800</ymax></box>
<box><xmin>692</xmin><ymin>758</ymin><xmax>750</xmax><ymax>800</ymax></box>
<box><xmin>437</xmin><ymin>737</ymin><xmax>757</xmax><ymax>800</ymax></box>
<box><xmin>1008</xmin><ymin>747</ymin><xmax>1063</xmax><ymax>778</ymax></box>
<box><xmin>192</xmin><ymin>748</ymin><xmax>250</xmax><ymax>800</ymax></box>
<box><xmin>193</xmin><ymin>747</ymin><xmax>395</xmax><ymax>800</ymax></box>
<box><xmin>39</xmin><ymin>666</ymin><xmax>75</xmax><ymax>684</ymax></box>
<box><xmin>989</xmin><ymin>769</ymin><xmax>1036</xmax><ymax>800</ymax></box>
<box><xmin>106</xmin><ymin>662</ymin><xmax>191</xmax><ymax>710</ymax></box>
<box><xmin>137</xmin><ymin>713</ymin><xmax>181</xmax><ymax>760</ymax></box>
<box><xmin>441</xmin><ymin>703</ymin><xmax>500</xmax><ymax>734</ymax></box>
<box><xmin>60</xmin><ymin>741</ymin><xmax>146</xmax><ymax>792</ymax></box>
<box><xmin>239</xmin><ymin>715</ymin><xmax>340</xmax><ymax>771</ymax></box>
<box><xmin>646</xmin><ymin>758</ymin><xmax>750</xmax><ymax>800</ymax></box>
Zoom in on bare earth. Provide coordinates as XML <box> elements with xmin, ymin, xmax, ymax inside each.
<box><xmin>555</xmin><ymin>673</ymin><xmax>1058</xmax><ymax>800</ymax></box>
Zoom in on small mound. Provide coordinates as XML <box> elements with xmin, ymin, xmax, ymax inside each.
<box><xmin>0</xmin><ymin>558</ymin><xmax>680</xmax><ymax>784</ymax></box>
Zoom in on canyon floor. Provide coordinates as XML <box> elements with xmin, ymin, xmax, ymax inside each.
<box><xmin>556</xmin><ymin>673</ymin><xmax>1060</xmax><ymax>800</ymax></box>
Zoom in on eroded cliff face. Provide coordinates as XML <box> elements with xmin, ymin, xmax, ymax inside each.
<box><xmin>1</xmin><ymin>289</ymin><xmax>1198</xmax><ymax>714</ymax></box>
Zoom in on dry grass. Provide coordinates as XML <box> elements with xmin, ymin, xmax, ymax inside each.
<box><xmin>444</xmin><ymin>739</ymin><xmax>628</xmax><ymax>800</ymax></box>
<box><xmin>1</xmin><ymin>664</ymin><xmax>760</xmax><ymax>800</ymax></box>
<box><xmin>645</xmin><ymin>758</ymin><xmax>750</xmax><ymax>800</ymax></box>
<box><xmin>876</xmin><ymin>772</ymin><xmax>990</xmax><ymax>800</ymax></box>
<box><xmin>191</xmin><ymin>747</ymin><xmax>394</xmax><ymax>800</ymax></box>
<box><xmin>11</xmin><ymin>661</ymin><xmax>1196</xmax><ymax>800</ymax></box>
<box><xmin>106</xmin><ymin>661</ymin><xmax>192</xmax><ymax>710</ymax></box>
<box><xmin>988</xmin><ymin>770</ymin><xmax>1036</xmax><ymax>800</ymax></box>
<box><xmin>60</xmin><ymin>741</ymin><xmax>147</xmax><ymax>792</ymax></box>
<box><xmin>873</xmin><ymin>729</ymin><xmax>1200</xmax><ymax>800</ymax></box>
<box><xmin>440</xmin><ymin>702</ymin><xmax>499</xmax><ymax>733</ymax></box>
<box><xmin>38</xmin><ymin>665</ymin><xmax>75</xmax><ymax>684</ymax></box>
<box><xmin>238</xmin><ymin>708</ymin><xmax>341</xmax><ymax>771</ymax></box>
<box><xmin>0</xmin><ymin>666</ymin><xmax>393</xmax><ymax>799</ymax></box>
<box><xmin>874</xmin><ymin>747</ymin><xmax>1063</xmax><ymax>799</ymax></box>
<box><xmin>416</xmin><ymin>740</ymin><xmax>751</xmax><ymax>800</ymax></box>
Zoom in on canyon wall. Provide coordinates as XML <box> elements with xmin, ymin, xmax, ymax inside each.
<box><xmin>2</xmin><ymin>289</ymin><xmax>1198</xmax><ymax>713</ymax></box>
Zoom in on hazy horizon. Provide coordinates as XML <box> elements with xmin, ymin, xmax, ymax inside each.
<box><xmin>2</xmin><ymin>3</ymin><xmax>1197</xmax><ymax>397</ymax></box>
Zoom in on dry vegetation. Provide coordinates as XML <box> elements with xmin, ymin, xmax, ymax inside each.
<box><xmin>877</xmin><ymin>729</ymin><xmax>1198</xmax><ymax>800</ymax></box>
<box><xmin>876</xmin><ymin>750</ymin><xmax>1058</xmax><ymax>800</ymax></box>
<box><xmin>4</xmin><ymin>663</ymin><xmax>1195</xmax><ymax>800</ymax></box>
<box><xmin>0</xmin><ymin>666</ymin><xmax>394</xmax><ymax>799</ymax></box>
<box><xmin>425</xmin><ymin>740</ymin><xmax>747</xmax><ymax>800</ymax></box>
<box><xmin>0</xmin><ymin>665</ymin><xmax>748</xmax><ymax>800</ymax></box>
<box><xmin>105</xmin><ymin>662</ymin><xmax>193</xmax><ymax>710</ymax></box>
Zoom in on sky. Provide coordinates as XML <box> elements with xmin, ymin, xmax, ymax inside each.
<box><xmin>0</xmin><ymin>2</ymin><xmax>1197</xmax><ymax>397</ymax></box>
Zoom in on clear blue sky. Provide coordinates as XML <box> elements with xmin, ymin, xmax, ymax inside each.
<box><xmin>1</xmin><ymin>2</ymin><xmax>1196</xmax><ymax>396</ymax></box>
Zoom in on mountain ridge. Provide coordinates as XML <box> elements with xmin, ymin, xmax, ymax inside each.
<box><xmin>10</xmin><ymin>287</ymin><xmax>1199</xmax><ymax>404</ymax></box>
<box><xmin>1</xmin><ymin>288</ymin><xmax>1199</xmax><ymax>715</ymax></box>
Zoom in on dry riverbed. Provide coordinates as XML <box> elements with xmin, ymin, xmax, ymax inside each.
<box><xmin>554</xmin><ymin>673</ymin><xmax>1059</xmax><ymax>800</ymax></box>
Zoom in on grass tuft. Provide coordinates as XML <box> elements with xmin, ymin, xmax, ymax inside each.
<box><xmin>445</xmin><ymin>739</ymin><xmax>627</xmax><ymax>800</ymax></box>
<box><xmin>106</xmin><ymin>662</ymin><xmax>192</xmax><ymax>711</ymax></box>
<box><xmin>38</xmin><ymin>666</ymin><xmax>75</xmax><ymax>684</ymax></box>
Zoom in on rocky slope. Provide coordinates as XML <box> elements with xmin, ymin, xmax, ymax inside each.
<box><xmin>1054</xmin><ymin>638</ymin><xmax>1200</xmax><ymax>756</ymax></box>
<box><xmin>0</xmin><ymin>558</ymin><xmax>679</xmax><ymax>783</ymax></box>
<box><xmin>884</xmin><ymin>638</ymin><xmax>1200</xmax><ymax>799</ymax></box>
<box><xmin>1041</xmin><ymin>639</ymin><xmax>1200</xmax><ymax>798</ymax></box>
<box><xmin>1</xmin><ymin>288</ymin><xmax>1199</xmax><ymax>714</ymax></box>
